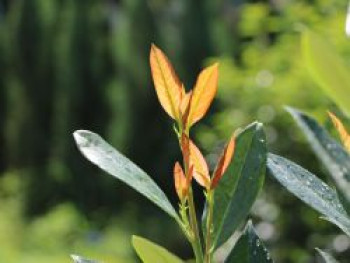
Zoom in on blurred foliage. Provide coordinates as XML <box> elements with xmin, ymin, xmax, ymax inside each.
<box><xmin>0</xmin><ymin>172</ymin><xmax>135</xmax><ymax>262</ymax></box>
<box><xmin>0</xmin><ymin>0</ymin><xmax>349</xmax><ymax>262</ymax></box>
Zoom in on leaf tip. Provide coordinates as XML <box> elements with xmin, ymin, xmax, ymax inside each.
<box><xmin>73</xmin><ymin>130</ymin><xmax>93</xmax><ymax>147</ymax></box>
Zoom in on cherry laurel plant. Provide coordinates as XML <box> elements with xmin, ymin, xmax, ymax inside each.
<box><xmin>73</xmin><ymin>45</ymin><xmax>270</xmax><ymax>263</ymax></box>
<box><xmin>268</xmin><ymin>30</ymin><xmax>350</xmax><ymax>263</ymax></box>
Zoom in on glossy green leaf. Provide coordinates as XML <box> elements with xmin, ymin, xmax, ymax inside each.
<box><xmin>73</xmin><ymin>130</ymin><xmax>178</xmax><ymax>220</ymax></box>
<box><xmin>286</xmin><ymin>107</ymin><xmax>350</xmax><ymax>209</ymax></box>
<box><xmin>267</xmin><ymin>154</ymin><xmax>350</xmax><ymax>237</ymax></box>
<box><xmin>225</xmin><ymin>221</ymin><xmax>273</xmax><ymax>263</ymax></box>
<box><xmin>206</xmin><ymin>122</ymin><xmax>266</xmax><ymax>248</ymax></box>
<box><xmin>316</xmin><ymin>248</ymin><xmax>339</xmax><ymax>263</ymax></box>
<box><xmin>302</xmin><ymin>30</ymin><xmax>350</xmax><ymax>116</ymax></box>
<box><xmin>71</xmin><ymin>255</ymin><xmax>98</xmax><ymax>263</ymax></box>
<box><xmin>132</xmin><ymin>235</ymin><xmax>183</xmax><ymax>263</ymax></box>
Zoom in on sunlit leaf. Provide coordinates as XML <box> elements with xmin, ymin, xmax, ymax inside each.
<box><xmin>187</xmin><ymin>63</ymin><xmax>219</xmax><ymax>127</ymax></box>
<box><xmin>328</xmin><ymin>112</ymin><xmax>350</xmax><ymax>152</ymax></box>
<box><xmin>206</xmin><ymin>122</ymin><xmax>266</xmax><ymax>248</ymax></box>
<box><xmin>188</xmin><ymin>139</ymin><xmax>211</xmax><ymax>189</ymax></box>
<box><xmin>316</xmin><ymin>248</ymin><xmax>339</xmax><ymax>263</ymax></box>
<box><xmin>180</xmin><ymin>90</ymin><xmax>192</xmax><ymax>125</ymax></box>
<box><xmin>174</xmin><ymin>162</ymin><xmax>187</xmax><ymax>200</ymax></box>
<box><xmin>73</xmin><ymin>130</ymin><xmax>178</xmax><ymax>220</ymax></box>
<box><xmin>71</xmin><ymin>255</ymin><xmax>98</xmax><ymax>263</ymax></box>
<box><xmin>132</xmin><ymin>235</ymin><xmax>183</xmax><ymax>263</ymax></box>
<box><xmin>267</xmin><ymin>154</ymin><xmax>350</xmax><ymax>237</ymax></box>
<box><xmin>225</xmin><ymin>221</ymin><xmax>273</xmax><ymax>263</ymax></box>
<box><xmin>302</xmin><ymin>30</ymin><xmax>350</xmax><ymax>116</ymax></box>
<box><xmin>286</xmin><ymin>107</ymin><xmax>350</xmax><ymax>208</ymax></box>
<box><xmin>150</xmin><ymin>44</ymin><xmax>182</xmax><ymax>120</ymax></box>
<box><xmin>211</xmin><ymin>135</ymin><xmax>235</xmax><ymax>189</ymax></box>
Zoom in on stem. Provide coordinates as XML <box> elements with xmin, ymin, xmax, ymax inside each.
<box><xmin>204</xmin><ymin>190</ymin><xmax>214</xmax><ymax>263</ymax></box>
<box><xmin>176</xmin><ymin>124</ymin><xmax>203</xmax><ymax>262</ymax></box>
<box><xmin>188</xmin><ymin>187</ymin><xmax>204</xmax><ymax>262</ymax></box>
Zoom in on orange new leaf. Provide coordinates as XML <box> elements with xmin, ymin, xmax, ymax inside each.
<box><xmin>150</xmin><ymin>44</ymin><xmax>182</xmax><ymax>120</ymax></box>
<box><xmin>180</xmin><ymin>90</ymin><xmax>192</xmax><ymax>126</ymax></box>
<box><xmin>211</xmin><ymin>135</ymin><xmax>235</xmax><ymax>189</ymax></box>
<box><xmin>174</xmin><ymin>162</ymin><xmax>187</xmax><ymax>200</ymax></box>
<box><xmin>186</xmin><ymin>63</ymin><xmax>219</xmax><ymax>127</ymax></box>
<box><xmin>328</xmin><ymin>111</ymin><xmax>350</xmax><ymax>152</ymax></box>
<box><xmin>188</xmin><ymin>139</ymin><xmax>211</xmax><ymax>189</ymax></box>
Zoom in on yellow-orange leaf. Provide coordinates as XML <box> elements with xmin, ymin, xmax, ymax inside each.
<box><xmin>328</xmin><ymin>111</ymin><xmax>350</xmax><ymax>152</ymax></box>
<box><xmin>188</xmin><ymin>139</ymin><xmax>210</xmax><ymax>189</ymax></box>
<box><xmin>180</xmin><ymin>90</ymin><xmax>192</xmax><ymax>125</ymax></box>
<box><xmin>211</xmin><ymin>135</ymin><xmax>235</xmax><ymax>189</ymax></box>
<box><xmin>186</xmin><ymin>63</ymin><xmax>219</xmax><ymax>127</ymax></box>
<box><xmin>174</xmin><ymin>162</ymin><xmax>187</xmax><ymax>200</ymax></box>
<box><xmin>150</xmin><ymin>44</ymin><xmax>182</xmax><ymax>120</ymax></box>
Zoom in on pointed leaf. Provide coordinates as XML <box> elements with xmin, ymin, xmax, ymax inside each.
<box><xmin>188</xmin><ymin>139</ymin><xmax>211</xmax><ymax>189</ymax></box>
<box><xmin>150</xmin><ymin>44</ymin><xmax>182</xmax><ymax>120</ymax></box>
<box><xmin>71</xmin><ymin>255</ymin><xmax>98</xmax><ymax>263</ymax></box>
<box><xmin>286</xmin><ymin>107</ymin><xmax>350</xmax><ymax>206</ymax></box>
<box><xmin>328</xmin><ymin>112</ymin><xmax>350</xmax><ymax>152</ymax></box>
<box><xmin>211</xmin><ymin>135</ymin><xmax>235</xmax><ymax>189</ymax></box>
<box><xmin>316</xmin><ymin>248</ymin><xmax>339</xmax><ymax>263</ymax></box>
<box><xmin>187</xmin><ymin>63</ymin><xmax>219</xmax><ymax>126</ymax></box>
<box><xmin>267</xmin><ymin>154</ymin><xmax>350</xmax><ymax>237</ymax></box>
<box><xmin>174</xmin><ymin>162</ymin><xmax>187</xmax><ymax>200</ymax></box>
<box><xmin>302</xmin><ymin>30</ymin><xmax>350</xmax><ymax>116</ymax></box>
<box><xmin>180</xmin><ymin>90</ymin><xmax>192</xmax><ymax>125</ymax></box>
<box><xmin>225</xmin><ymin>221</ymin><xmax>273</xmax><ymax>263</ymax></box>
<box><xmin>132</xmin><ymin>235</ymin><xmax>183</xmax><ymax>263</ymax></box>
<box><xmin>207</xmin><ymin>122</ymin><xmax>266</xmax><ymax>248</ymax></box>
<box><xmin>73</xmin><ymin>130</ymin><xmax>178</xmax><ymax>220</ymax></box>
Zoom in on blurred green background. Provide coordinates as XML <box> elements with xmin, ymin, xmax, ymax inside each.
<box><xmin>0</xmin><ymin>0</ymin><xmax>349</xmax><ymax>262</ymax></box>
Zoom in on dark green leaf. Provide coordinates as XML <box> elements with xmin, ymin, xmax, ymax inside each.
<box><xmin>286</xmin><ymin>107</ymin><xmax>350</xmax><ymax>208</ymax></box>
<box><xmin>225</xmin><ymin>221</ymin><xmax>273</xmax><ymax>263</ymax></box>
<box><xmin>302</xmin><ymin>30</ymin><xmax>350</xmax><ymax>116</ymax></box>
<box><xmin>207</xmin><ymin>122</ymin><xmax>266</xmax><ymax>248</ymax></box>
<box><xmin>132</xmin><ymin>235</ymin><xmax>183</xmax><ymax>263</ymax></box>
<box><xmin>71</xmin><ymin>255</ymin><xmax>98</xmax><ymax>263</ymax></box>
<box><xmin>316</xmin><ymin>248</ymin><xmax>339</xmax><ymax>263</ymax></box>
<box><xmin>73</xmin><ymin>130</ymin><xmax>178</xmax><ymax>220</ymax></box>
<box><xmin>267</xmin><ymin>154</ymin><xmax>350</xmax><ymax>236</ymax></box>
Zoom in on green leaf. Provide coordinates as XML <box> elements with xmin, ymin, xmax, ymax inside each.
<box><xmin>267</xmin><ymin>154</ymin><xmax>350</xmax><ymax>237</ymax></box>
<box><xmin>316</xmin><ymin>248</ymin><xmax>339</xmax><ymax>263</ymax></box>
<box><xmin>302</xmin><ymin>30</ymin><xmax>350</xmax><ymax>116</ymax></box>
<box><xmin>207</xmin><ymin>122</ymin><xmax>266</xmax><ymax>248</ymax></box>
<box><xmin>286</xmin><ymin>107</ymin><xmax>350</xmax><ymax>209</ymax></box>
<box><xmin>132</xmin><ymin>235</ymin><xmax>183</xmax><ymax>263</ymax></box>
<box><xmin>225</xmin><ymin>221</ymin><xmax>273</xmax><ymax>263</ymax></box>
<box><xmin>73</xmin><ymin>130</ymin><xmax>178</xmax><ymax>220</ymax></box>
<box><xmin>71</xmin><ymin>255</ymin><xmax>98</xmax><ymax>263</ymax></box>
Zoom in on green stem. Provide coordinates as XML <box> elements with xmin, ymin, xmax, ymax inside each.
<box><xmin>204</xmin><ymin>190</ymin><xmax>214</xmax><ymax>263</ymax></box>
<box><xmin>188</xmin><ymin>187</ymin><xmax>204</xmax><ymax>262</ymax></box>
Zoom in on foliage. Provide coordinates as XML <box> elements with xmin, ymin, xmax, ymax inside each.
<box><xmin>74</xmin><ymin>46</ymin><xmax>268</xmax><ymax>262</ymax></box>
<box><xmin>0</xmin><ymin>172</ymin><xmax>135</xmax><ymax>263</ymax></box>
<box><xmin>267</xmin><ymin>30</ymin><xmax>350</xmax><ymax>262</ymax></box>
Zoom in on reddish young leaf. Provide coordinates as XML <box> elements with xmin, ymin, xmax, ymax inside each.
<box><xmin>180</xmin><ymin>90</ymin><xmax>192</xmax><ymax>126</ymax></box>
<box><xmin>174</xmin><ymin>162</ymin><xmax>187</xmax><ymax>200</ymax></box>
<box><xmin>150</xmin><ymin>44</ymin><xmax>182</xmax><ymax>120</ymax></box>
<box><xmin>188</xmin><ymin>139</ymin><xmax>211</xmax><ymax>189</ymax></box>
<box><xmin>328</xmin><ymin>111</ymin><xmax>350</xmax><ymax>152</ymax></box>
<box><xmin>211</xmin><ymin>135</ymin><xmax>236</xmax><ymax>189</ymax></box>
<box><xmin>186</xmin><ymin>63</ymin><xmax>219</xmax><ymax>127</ymax></box>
